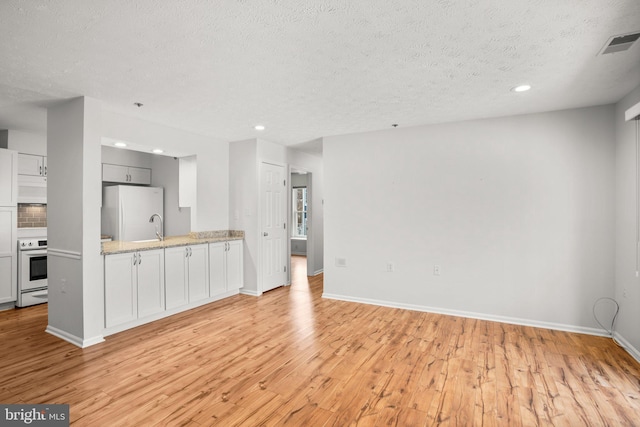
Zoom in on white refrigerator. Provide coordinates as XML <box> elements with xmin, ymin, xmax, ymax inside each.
<box><xmin>102</xmin><ymin>186</ymin><xmax>164</xmax><ymax>241</ymax></box>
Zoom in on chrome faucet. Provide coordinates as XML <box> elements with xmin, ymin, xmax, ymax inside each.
<box><xmin>149</xmin><ymin>213</ymin><xmax>164</xmax><ymax>241</ymax></box>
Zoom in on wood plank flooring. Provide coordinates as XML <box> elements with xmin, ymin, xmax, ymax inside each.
<box><xmin>1</xmin><ymin>255</ymin><xmax>639</xmax><ymax>425</ymax></box>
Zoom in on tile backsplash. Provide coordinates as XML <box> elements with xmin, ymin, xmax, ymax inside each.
<box><xmin>18</xmin><ymin>204</ymin><xmax>47</xmax><ymax>228</ymax></box>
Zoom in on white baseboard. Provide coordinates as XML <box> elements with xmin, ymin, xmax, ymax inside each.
<box><xmin>614</xmin><ymin>332</ymin><xmax>640</xmax><ymax>364</ymax></box>
<box><xmin>240</xmin><ymin>289</ymin><xmax>260</xmax><ymax>297</ymax></box>
<box><xmin>291</xmin><ymin>251</ymin><xmax>307</xmax><ymax>256</ymax></box>
<box><xmin>0</xmin><ymin>302</ymin><xmax>15</xmax><ymax>312</ymax></box>
<box><xmin>46</xmin><ymin>325</ymin><xmax>104</xmax><ymax>348</ymax></box>
<box><xmin>312</xmin><ymin>268</ymin><xmax>324</xmax><ymax>276</ymax></box>
<box><xmin>321</xmin><ymin>293</ymin><xmax>609</xmax><ymax>337</ymax></box>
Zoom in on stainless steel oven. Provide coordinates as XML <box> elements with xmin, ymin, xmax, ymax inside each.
<box><xmin>17</xmin><ymin>238</ymin><xmax>48</xmax><ymax>307</ymax></box>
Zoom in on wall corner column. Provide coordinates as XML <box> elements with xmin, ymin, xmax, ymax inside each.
<box><xmin>46</xmin><ymin>96</ymin><xmax>104</xmax><ymax>347</ymax></box>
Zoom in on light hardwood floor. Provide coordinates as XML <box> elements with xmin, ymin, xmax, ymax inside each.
<box><xmin>1</xmin><ymin>255</ymin><xmax>639</xmax><ymax>425</ymax></box>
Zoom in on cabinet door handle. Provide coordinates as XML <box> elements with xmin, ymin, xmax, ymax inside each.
<box><xmin>39</xmin><ymin>166</ymin><xmax>42</xmax><ymax>175</ymax></box>
<box><xmin>138</xmin><ymin>252</ymin><xmax>142</xmax><ymax>265</ymax></box>
<box><xmin>44</xmin><ymin>166</ymin><xmax>47</xmax><ymax>176</ymax></box>
<box><xmin>133</xmin><ymin>253</ymin><xmax>137</xmax><ymax>265</ymax></box>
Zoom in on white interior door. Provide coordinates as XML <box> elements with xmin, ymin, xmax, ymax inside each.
<box><xmin>261</xmin><ymin>162</ymin><xmax>286</xmax><ymax>292</ymax></box>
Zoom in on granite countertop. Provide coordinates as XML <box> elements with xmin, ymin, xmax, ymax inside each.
<box><xmin>101</xmin><ymin>230</ymin><xmax>244</xmax><ymax>255</ymax></box>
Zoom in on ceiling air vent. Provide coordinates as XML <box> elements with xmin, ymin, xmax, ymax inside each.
<box><xmin>599</xmin><ymin>31</ymin><xmax>640</xmax><ymax>55</ymax></box>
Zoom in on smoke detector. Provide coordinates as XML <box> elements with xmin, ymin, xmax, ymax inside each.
<box><xmin>599</xmin><ymin>31</ymin><xmax>640</xmax><ymax>55</ymax></box>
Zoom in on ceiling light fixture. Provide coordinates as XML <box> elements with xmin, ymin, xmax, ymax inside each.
<box><xmin>255</xmin><ymin>125</ymin><xmax>265</xmax><ymax>131</ymax></box>
<box><xmin>152</xmin><ymin>149</ymin><xmax>164</xmax><ymax>154</ymax></box>
<box><xmin>114</xmin><ymin>142</ymin><xmax>127</xmax><ymax>148</ymax></box>
<box><xmin>512</xmin><ymin>84</ymin><xmax>531</xmax><ymax>93</ymax></box>
<box><xmin>134</xmin><ymin>102</ymin><xmax>143</xmax><ymax>107</ymax></box>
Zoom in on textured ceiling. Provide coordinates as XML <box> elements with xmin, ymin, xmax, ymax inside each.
<box><xmin>0</xmin><ymin>0</ymin><xmax>639</xmax><ymax>154</ymax></box>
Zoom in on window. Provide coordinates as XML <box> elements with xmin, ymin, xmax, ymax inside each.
<box><xmin>292</xmin><ymin>187</ymin><xmax>307</xmax><ymax>237</ymax></box>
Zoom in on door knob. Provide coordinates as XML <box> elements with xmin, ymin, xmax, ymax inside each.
<box><xmin>263</xmin><ymin>232</ymin><xmax>269</xmax><ymax>236</ymax></box>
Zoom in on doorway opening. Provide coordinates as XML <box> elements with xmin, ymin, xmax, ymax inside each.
<box><xmin>290</xmin><ymin>169</ymin><xmax>313</xmax><ymax>280</ymax></box>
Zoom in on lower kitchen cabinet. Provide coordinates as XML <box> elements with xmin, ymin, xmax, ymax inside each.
<box><xmin>165</xmin><ymin>244</ymin><xmax>209</xmax><ymax>309</ymax></box>
<box><xmin>104</xmin><ymin>249</ymin><xmax>164</xmax><ymax>328</ymax></box>
<box><xmin>0</xmin><ymin>207</ymin><xmax>17</xmax><ymax>304</ymax></box>
<box><xmin>103</xmin><ymin>239</ymin><xmax>243</xmax><ymax>334</ymax></box>
<box><xmin>209</xmin><ymin>240</ymin><xmax>243</xmax><ymax>295</ymax></box>
<box><xmin>137</xmin><ymin>250</ymin><xmax>166</xmax><ymax>318</ymax></box>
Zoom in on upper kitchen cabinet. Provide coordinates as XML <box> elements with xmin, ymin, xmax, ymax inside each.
<box><xmin>18</xmin><ymin>153</ymin><xmax>47</xmax><ymax>177</ymax></box>
<box><xmin>102</xmin><ymin>163</ymin><xmax>151</xmax><ymax>185</ymax></box>
<box><xmin>0</xmin><ymin>149</ymin><xmax>18</xmax><ymax>206</ymax></box>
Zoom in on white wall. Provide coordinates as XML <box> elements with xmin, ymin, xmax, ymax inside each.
<box><xmin>291</xmin><ymin>173</ymin><xmax>309</xmax><ymax>188</ymax></box>
<box><xmin>101</xmin><ymin>145</ymin><xmax>153</xmax><ymax>168</ymax></box>
<box><xmin>615</xmin><ymin>84</ymin><xmax>640</xmax><ymax>359</ymax></box>
<box><xmin>324</xmin><ymin>105</ymin><xmax>615</xmax><ymax>332</ymax></box>
<box><xmin>0</xmin><ymin>129</ymin><xmax>47</xmax><ymax>155</ymax></box>
<box><xmin>102</xmin><ymin>110</ymin><xmax>229</xmax><ymax>231</ymax></box>
<box><xmin>151</xmin><ymin>155</ymin><xmax>191</xmax><ymax>236</ymax></box>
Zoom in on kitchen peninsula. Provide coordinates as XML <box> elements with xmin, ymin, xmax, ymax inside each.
<box><xmin>102</xmin><ymin>230</ymin><xmax>244</xmax><ymax>336</ymax></box>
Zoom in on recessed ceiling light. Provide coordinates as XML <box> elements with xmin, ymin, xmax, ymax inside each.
<box><xmin>255</xmin><ymin>125</ymin><xmax>265</xmax><ymax>131</ymax></box>
<box><xmin>152</xmin><ymin>149</ymin><xmax>164</xmax><ymax>154</ymax></box>
<box><xmin>512</xmin><ymin>84</ymin><xmax>531</xmax><ymax>92</ymax></box>
<box><xmin>114</xmin><ymin>142</ymin><xmax>127</xmax><ymax>148</ymax></box>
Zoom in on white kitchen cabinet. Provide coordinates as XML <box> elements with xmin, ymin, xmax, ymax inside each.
<box><xmin>209</xmin><ymin>240</ymin><xmax>244</xmax><ymax>296</ymax></box>
<box><xmin>18</xmin><ymin>153</ymin><xmax>47</xmax><ymax>177</ymax></box>
<box><xmin>0</xmin><ymin>149</ymin><xmax>18</xmax><ymax>206</ymax></box>
<box><xmin>165</xmin><ymin>246</ymin><xmax>188</xmax><ymax>309</ymax></box>
<box><xmin>165</xmin><ymin>244</ymin><xmax>209</xmax><ymax>309</ymax></box>
<box><xmin>136</xmin><ymin>250</ymin><xmax>165</xmax><ymax>318</ymax></box>
<box><xmin>0</xmin><ymin>207</ymin><xmax>17</xmax><ymax>304</ymax></box>
<box><xmin>102</xmin><ymin>163</ymin><xmax>152</xmax><ymax>185</ymax></box>
<box><xmin>104</xmin><ymin>252</ymin><xmax>136</xmax><ymax>328</ymax></box>
<box><xmin>188</xmin><ymin>244</ymin><xmax>209</xmax><ymax>302</ymax></box>
<box><xmin>226</xmin><ymin>240</ymin><xmax>244</xmax><ymax>290</ymax></box>
<box><xmin>104</xmin><ymin>249</ymin><xmax>165</xmax><ymax>328</ymax></box>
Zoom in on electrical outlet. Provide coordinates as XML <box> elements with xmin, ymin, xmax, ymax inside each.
<box><xmin>433</xmin><ymin>265</ymin><xmax>441</xmax><ymax>276</ymax></box>
<box><xmin>386</xmin><ymin>262</ymin><xmax>395</xmax><ymax>272</ymax></box>
<box><xmin>335</xmin><ymin>257</ymin><xmax>347</xmax><ymax>268</ymax></box>
<box><xmin>623</xmin><ymin>288</ymin><xmax>628</xmax><ymax>298</ymax></box>
<box><xmin>60</xmin><ymin>278</ymin><xmax>67</xmax><ymax>294</ymax></box>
